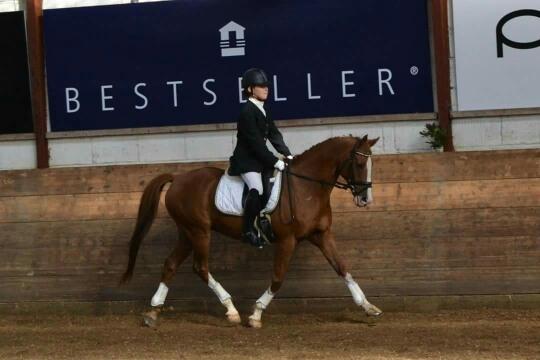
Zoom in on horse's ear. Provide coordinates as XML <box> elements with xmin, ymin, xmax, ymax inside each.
<box><xmin>359</xmin><ymin>134</ymin><xmax>368</xmax><ymax>144</ymax></box>
<box><xmin>368</xmin><ymin>137</ymin><xmax>380</xmax><ymax>147</ymax></box>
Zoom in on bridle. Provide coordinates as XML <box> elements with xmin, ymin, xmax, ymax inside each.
<box><xmin>285</xmin><ymin>139</ymin><xmax>372</xmax><ymax>197</ymax></box>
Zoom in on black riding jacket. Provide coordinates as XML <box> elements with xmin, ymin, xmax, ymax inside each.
<box><xmin>228</xmin><ymin>101</ymin><xmax>291</xmax><ymax>175</ymax></box>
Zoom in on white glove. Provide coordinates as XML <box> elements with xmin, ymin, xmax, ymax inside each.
<box><xmin>274</xmin><ymin>159</ymin><xmax>286</xmax><ymax>171</ymax></box>
<box><xmin>286</xmin><ymin>155</ymin><xmax>294</xmax><ymax>160</ymax></box>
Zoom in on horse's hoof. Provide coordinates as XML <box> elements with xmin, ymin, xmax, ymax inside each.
<box><xmin>227</xmin><ymin>312</ymin><xmax>242</xmax><ymax>324</ymax></box>
<box><xmin>364</xmin><ymin>303</ymin><xmax>383</xmax><ymax>317</ymax></box>
<box><xmin>248</xmin><ymin>317</ymin><xmax>262</xmax><ymax>328</ymax></box>
<box><xmin>142</xmin><ymin>310</ymin><xmax>159</xmax><ymax>328</ymax></box>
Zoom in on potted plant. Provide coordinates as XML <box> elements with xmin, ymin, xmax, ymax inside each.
<box><xmin>420</xmin><ymin>122</ymin><xmax>446</xmax><ymax>151</ymax></box>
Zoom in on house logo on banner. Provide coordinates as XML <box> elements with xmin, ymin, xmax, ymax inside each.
<box><xmin>219</xmin><ymin>21</ymin><xmax>246</xmax><ymax>57</ymax></box>
<box><xmin>496</xmin><ymin>9</ymin><xmax>540</xmax><ymax>58</ymax></box>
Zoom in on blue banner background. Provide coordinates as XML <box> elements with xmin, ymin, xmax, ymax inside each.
<box><xmin>44</xmin><ymin>0</ymin><xmax>433</xmax><ymax>131</ymax></box>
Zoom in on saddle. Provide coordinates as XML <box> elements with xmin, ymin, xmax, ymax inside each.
<box><xmin>215</xmin><ymin>168</ymin><xmax>283</xmax><ymax>244</ymax></box>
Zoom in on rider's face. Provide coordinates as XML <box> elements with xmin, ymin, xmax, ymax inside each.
<box><xmin>250</xmin><ymin>85</ymin><xmax>269</xmax><ymax>101</ymax></box>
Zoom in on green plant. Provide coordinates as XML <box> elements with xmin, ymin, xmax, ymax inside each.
<box><xmin>420</xmin><ymin>122</ymin><xmax>447</xmax><ymax>150</ymax></box>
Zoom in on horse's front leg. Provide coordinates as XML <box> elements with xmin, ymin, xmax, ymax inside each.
<box><xmin>310</xmin><ymin>229</ymin><xmax>382</xmax><ymax>317</ymax></box>
<box><xmin>248</xmin><ymin>235</ymin><xmax>296</xmax><ymax>328</ymax></box>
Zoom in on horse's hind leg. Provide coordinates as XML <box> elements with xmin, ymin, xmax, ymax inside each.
<box><xmin>310</xmin><ymin>229</ymin><xmax>382</xmax><ymax>317</ymax></box>
<box><xmin>143</xmin><ymin>231</ymin><xmax>192</xmax><ymax>327</ymax></box>
<box><xmin>191</xmin><ymin>228</ymin><xmax>241</xmax><ymax>324</ymax></box>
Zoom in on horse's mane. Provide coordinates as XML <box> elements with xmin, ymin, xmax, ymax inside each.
<box><xmin>296</xmin><ymin>135</ymin><xmax>360</xmax><ymax>159</ymax></box>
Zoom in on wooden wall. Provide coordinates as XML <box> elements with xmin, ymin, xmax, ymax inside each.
<box><xmin>0</xmin><ymin>150</ymin><xmax>539</xmax><ymax>306</ymax></box>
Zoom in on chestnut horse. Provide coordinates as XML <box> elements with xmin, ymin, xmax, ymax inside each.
<box><xmin>121</xmin><ymin>135</ymin><xmax>382</xmax><ymax>328</ymax></box>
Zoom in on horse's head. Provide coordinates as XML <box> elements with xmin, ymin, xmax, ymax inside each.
<box><xmin>338</xmin><ymin>135</ymin><xmax>379</xmax><ymax>207</ymax></box>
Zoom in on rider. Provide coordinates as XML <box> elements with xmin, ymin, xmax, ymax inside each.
<box><xmin>229</xmin><ymin>68</ymin><xmax>293</xmax><ymax>248</ymax></box>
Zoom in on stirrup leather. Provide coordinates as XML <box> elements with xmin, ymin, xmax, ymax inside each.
<box><xmin>255</xmin><ymin>213</ymin><xmax>274</xmax><ymax>245</ymax></box>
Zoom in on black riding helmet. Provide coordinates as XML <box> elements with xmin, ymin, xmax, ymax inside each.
<box><xmin>242</xmin><ymin>68</ymin><xmax>270</xmax><ymax>96</ymax></box>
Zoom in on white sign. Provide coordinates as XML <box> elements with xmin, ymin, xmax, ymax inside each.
<box><xmin>453</xmin><ymin>0</ymin><xmax>540</xmax><ymax>111</ymax></box>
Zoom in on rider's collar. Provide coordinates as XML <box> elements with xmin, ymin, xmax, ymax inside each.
<box><xmin>249</xmin><ymin>97</ymin><xmax>266</xmax><ymax>116</ymax></box>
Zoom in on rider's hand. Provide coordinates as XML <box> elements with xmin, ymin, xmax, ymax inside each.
<box><xmin>286</xmin><ymin>155</ymin><xmax>294</xmax><ymax>160</ymax></box>
<box><xmin>274</xmin><ymin>159</ymin><xmax>286</xmax><ymax>171</ymax></box>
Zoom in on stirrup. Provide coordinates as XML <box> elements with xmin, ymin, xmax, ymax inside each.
<box><xmin>242</xmin><ymin>229</ymin><xmax>265</xmax><ymax>249</ymax></box>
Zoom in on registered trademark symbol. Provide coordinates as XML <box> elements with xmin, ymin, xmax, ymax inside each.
<box><xmin>410</xmin><ymin>66</ymin><xmax>419</xmax><ymax>76</ymax></box>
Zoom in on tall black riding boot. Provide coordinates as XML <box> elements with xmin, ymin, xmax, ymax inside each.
<box><xmin>243</xmin><ymin>189</ymin><xmax>264</xmax><ymax>248</ymax></box>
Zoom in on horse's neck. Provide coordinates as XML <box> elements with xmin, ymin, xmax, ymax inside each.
<box><xmin>294</xmin><ymin>137</ymin><xmax>354</xmax><ymax>187</ymax></box>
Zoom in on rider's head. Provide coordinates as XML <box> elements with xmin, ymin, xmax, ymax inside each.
<box><xmin>242</xmin><ymin>68</ymin><xmax>269</xmax><ymax>101</ymax></box>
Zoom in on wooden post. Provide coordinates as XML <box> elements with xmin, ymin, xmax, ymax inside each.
<box><xmin>431</xmin><ymin>0</ymin><xmax>455</xmax><ymax>152</ymax></box>
<box><xmin>25</xmin><ymin>0</ymin><xmax>50</xmax><ymax>168</ymax></box>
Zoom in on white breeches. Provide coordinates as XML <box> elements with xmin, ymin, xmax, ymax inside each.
<box><xmin>241</xmin><ymin>172</ymin><xmax>263</xmax><ymax>195</ymax></box>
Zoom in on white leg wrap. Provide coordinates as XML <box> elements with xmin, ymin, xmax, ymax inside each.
<box><xmin>208</xmin><ymin>273</ymin><xmax>232</xmax><ymax>303</ymax></box>
<box><xmin>249</xmin><ymin>287</ymin><xmax>275</xmax><ymax>324</ymax></box>
<box><xmin>151</xmin><ymin>282</ymin><xmax>169</xmax><ymax>307</ymax></box>
<box><xmin>255</xmin><ymin>287</ymin><xmax>275</xmax><ymax>310</ymax></box>
<box><xmin>344</xmin><ymin>273</ymin><xmax>367</xmax><ymax>306</ymax></box>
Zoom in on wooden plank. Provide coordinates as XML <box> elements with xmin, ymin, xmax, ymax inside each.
<box><xmin>0</xmin><ymin>216</ymin><xmax>537</xmax><ymax>278</ymax></box>
<box><xmin>431</xmin><ymin>0</ymin><xmax>454</xmax><ymax>151</ymax></box>
<box><xmin>0</xmin><ymin>150</ymin><xmax>539</xmax><ymax>197</ymax></box>
<box><xmin>2</xmin><ymin>266</ymin><xmax>539</xmax><ymax>302</ymax></box>
<box><xmin>1</xmin><ymin>178</ymin><xmax>538</xmax><ymax>222</ymax></box>
<box><xmin>0</xmin><ymin>162</ymin><xmax>217</xmax><ymax>197</ymax></box>
<box><xmin>332</xmin><ymin>178</ymin><xmax>540</xmax><ymax>212</ymax></box>
<box><xmin>372</xmin><ymin>149</ymin><xmax>540</xmax><ymax>183</ymax></box>
<box><xmin>2</xmin><ymin>236</ymin><xmax>537</xmax><ymax>279</ymax></box>
<box><xmin>26</xmin><ymin>0</ymin><xmax>50</xmax><ymax>168</ymax></box>
<box><xmin>332</xmin><ymin>207</ymin><xmax>540</xmax><ymax>240</ymax></box>
<box><xmin>0</xmin><ymin>207</ymin><xmax>537</xmax><ymax>250</ymax></box>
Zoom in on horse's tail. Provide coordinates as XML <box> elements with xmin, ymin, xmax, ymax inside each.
<box><xmin>120</xmin><ymin>173</ymin><xmax>174</xmax><ymax>285</ymax></box>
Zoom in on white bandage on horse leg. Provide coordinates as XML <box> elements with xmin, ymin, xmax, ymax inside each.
<box><xmin>208</xmin><ymin>274</ymin><xmax>239</xmax><ymax>320</ymax></box>
<box><xmin>151</xmin><ymin>282</ymin><xmax>169</xmax><ymax>307</ymax></box>
<box><xmin>344</xmin><ymin>273</ymin><xmax>367</xmax><ymax>306</ymax></box>
<box><xmin>255</xmin><ymin>287</ymin><xmax>275</xmax><ymax>310</ymax></box>
<box><xmin>207</xmin><ymin>273</ymin><xmax>232</xmax><ymax>303</ymax></box>
<box><xmin>249</xmin><ymin>287</ymin><xmax>275</xmax><ymax>322</ymax></box>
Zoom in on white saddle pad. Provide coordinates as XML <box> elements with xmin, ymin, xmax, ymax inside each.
<box><xmin>215</xmin><ymin>171</ymin><xmax>283</xmax><ymax>216</ymax></box>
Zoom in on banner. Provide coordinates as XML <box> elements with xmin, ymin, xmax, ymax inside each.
<box><xmin>0</xmin><ymin>11</ymin><xmax>33</xmax><ymax>134</ymax></box>
<box><xmin>44</xmin><ymin>0</ymin><xmax>433</xmax><ymax>131</ymax></box>
<box><xmin>453</xmin><ymin>0</ymin><xmax>540</xmax><ymax>111</ymax></box>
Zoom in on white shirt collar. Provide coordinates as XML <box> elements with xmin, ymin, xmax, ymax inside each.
<box><xmin>249</xmin><ymin>97</ymin><xmax>266</xmax><ymax>117</ymax></box>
